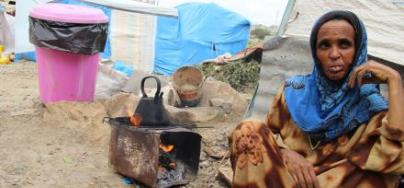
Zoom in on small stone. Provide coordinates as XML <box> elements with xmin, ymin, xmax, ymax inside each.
<box><xmin>204</xmin><ymin>146</ymin><xmax>230</xmax><ymax>159</ymax></box>
<box><xmin>63</xmin><ymin>156</ymin><xmax>73</xmax><ymax>164</ymax></box>
<box><xmin>209</xmin><ymin>98</ymin><xmax>233</xmax><ymax>114</ymax></box>
<box><xmin>199</xmin><ymin>161</ymin><xmax>210</xmax><ymax>169</ymax></box>
<box><xmin>200</xmin><ymin>150</ymin><xmax>208</xmax><ymax>161</ymax></box>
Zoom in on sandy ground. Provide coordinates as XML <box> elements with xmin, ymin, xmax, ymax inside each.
<box><xmin>0</xmin><ymin>62</ymin><xmax>126</xmax><ymax>187</ymax></box>
<box><xmin>0</xmin><ymin>61</ymin><xmax>239</xmax><ymax>188</ymax></box>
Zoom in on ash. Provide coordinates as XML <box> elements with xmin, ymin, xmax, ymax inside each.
<box><xmin>157</xmin><ymin>162</ymin><xmax>188</xmax><ymax>188</ymax></box>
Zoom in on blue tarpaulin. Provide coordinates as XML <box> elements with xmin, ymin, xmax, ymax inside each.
<box><xmin>154</xmin><ymin>3</ymin><xmax>250</xmax><ymax>75</ymax></box>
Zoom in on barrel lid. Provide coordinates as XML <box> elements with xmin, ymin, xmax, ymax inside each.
<box><xmin>29</xmin><ymin>3</ymin><xmax>108</xmax><ymax>24</ymax></box>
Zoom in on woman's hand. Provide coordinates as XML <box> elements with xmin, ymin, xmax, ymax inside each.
<box><xmin>348</xmin><ymin>60</ymin><xmax>401</xmax><ymax>87</ymax></box>
<box><xmin>281</xmin><ymin>149</ymin><xmax>320</xmax><ymax>188</ymax></box>
<box><xmin>348</xmin><ymin>60</ymin><xmax>404</xmax><ymax>138</ymax></box>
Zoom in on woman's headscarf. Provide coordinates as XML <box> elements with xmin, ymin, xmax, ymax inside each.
<box><xmin>284</xmin><ymin>10</ymin><xmax>388</xmax><ymax>142</ymax></box>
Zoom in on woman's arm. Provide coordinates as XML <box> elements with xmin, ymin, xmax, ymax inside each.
<box><xmin>348</xmin><ymin>60</ymin><xmax>404</xmax><ymax>139</ymax></box>
<box><xmin>266</xmin><ymin>85</ymin><xmax>320</xmax><ymax>188</ymax></box>
<box><xmin>347</xmin><ymin>60</ymin><xmax>404</xmax><ymax>174</ymax></box>
<box><xmin>385</xmin><ymin>72</ymin><xmax>404</xmax><ymax>135</ymax></box>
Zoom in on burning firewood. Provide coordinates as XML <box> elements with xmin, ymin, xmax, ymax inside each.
<box><xmin>159</xmin><ymin>144</ymin><xmax>174</xmax><ymax>153</ymax></box>
<box><xmin>159</xmin><ymin>143</ymin><xmax>176</xmax><ymax>170</ymax></box>
<box><xmin>127</xmin><ymin>110</ymin><xmax>142</xmax><ymax>127</ymax></box>
<box><xmin>168</xmin><ymin>162</ymin><xmax>176</xmax><ymax>169</ymax></box>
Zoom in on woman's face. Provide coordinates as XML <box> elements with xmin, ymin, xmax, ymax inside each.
<box><xmin>316</xmin><ymin>19</ymin><xmax>356</xmax><ymax>81</ymax></box>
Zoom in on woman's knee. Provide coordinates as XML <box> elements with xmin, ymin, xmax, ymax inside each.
<box><xmin>232</xmin><ymin>119</ymin><xmax>267</xmax><ymax>134</ymax></box>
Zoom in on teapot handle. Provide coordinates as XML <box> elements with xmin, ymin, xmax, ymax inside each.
<box><xmin>140</xmin><ymin>76</ymin><xmax>162</xmax><ymax>99</ymax></box>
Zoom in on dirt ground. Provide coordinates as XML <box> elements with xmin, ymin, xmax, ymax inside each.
<box><xmin>0</xmin><ymin>61</ymin><xmax>240</xmax><ymax>188</ymax></box>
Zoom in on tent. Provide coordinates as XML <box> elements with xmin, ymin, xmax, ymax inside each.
<box><xmin>247</xmin><ymin>0</ymin><xmax>404</xmax><ymax>119</ymax></box>
<box><xmin>154</xmin><ymin>3</ymin><xmax>250</xmax><ymax>75</ymax></box>
<box><xmin>84</xmin><ymin>0</ymin><xmax>178</xmax><ymax>73</ymax></box>
<box><xmin>283</xmin><ymin>0</ymin><xmax>404</xmax><ymax>66</ymax></box>
<box><xmin>14</xmin><ymin>0</ymin><xmax>250</xmax><ymax>75</ymax></box>
<box><xmin>87</xmin><ymin>1</ymin><xmax>250</xmax><ymax>75</ymax></box>
<box><xmin>0</xmin><ymin>5</ymin><xmax>14</xmax><ymax>54</ymax></box>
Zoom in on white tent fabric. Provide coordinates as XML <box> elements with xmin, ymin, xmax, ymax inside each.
<box><xmin>0</xmin><ymin>9</ymin><xmax>14</xmax><ymax>54</ymax></box>
<box><xmin>284</xmin><ymin>0</ymin><xmax>404</xmax><ymax>66</ymax></box>
<box><xmin>110</xmin><ymin>9</ymin><xmax>157</xmax><ymax>73</ymax></box>
<box><xmin>15</xmin><ymin>0</ymin><xmax>52</xmax><ymax>53</ymax></box>
<box><xmin>82</xmin><ymin>0</ymin><xmax>178</xmax><ymax>72</ymax></box>
<box><xmin>83</xmin><ymin>0</ymin><xmax>178</xmax><ymax>17</ymax></box>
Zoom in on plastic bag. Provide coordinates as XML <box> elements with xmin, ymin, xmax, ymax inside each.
<box><xmin>29</xmin><ymin>17</ymin><xmax>108</xmax><ymax>55</ymax></box>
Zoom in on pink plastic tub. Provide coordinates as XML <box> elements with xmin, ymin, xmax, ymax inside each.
<box><xmin>36</xmin><ymin>47</ymin><xmax>99</xmax><ymax>103</ymax></box>
<box><xmin>30</xmin><ymin>3</ymin><xmax>108</xmax><ymax>103</ymax></box>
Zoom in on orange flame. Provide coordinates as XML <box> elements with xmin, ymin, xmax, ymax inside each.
<box><xmin>159</xmin><ymin>143</ymin><xmax>176</xmax><ymax>170</ymax></box>
<box><xmin>127</xmin><ymin>110</ymin><xmax>142</xmax><ymax>128</ymax></box>
<box><xmin>159</xmin><ymin>144</ymin><xmax>174</xmax><ymax>153</ymax></box>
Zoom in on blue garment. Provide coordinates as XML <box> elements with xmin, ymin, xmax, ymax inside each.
<box><xmin>284</xmin><ymin>11</ymin><xmax>388</xmax><ymax>142</ymax></box>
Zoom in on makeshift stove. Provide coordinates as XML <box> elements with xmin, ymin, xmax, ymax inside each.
<box><xmin>107</xmin><ymin>117</ymin><xmax>201</xmax><ymax>188</ymax></box>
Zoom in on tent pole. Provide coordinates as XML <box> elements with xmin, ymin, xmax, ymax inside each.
<box><xmin>276</xmin><ymin>0</ymin><xmax>295</xmax><ymax>37</ymax></box>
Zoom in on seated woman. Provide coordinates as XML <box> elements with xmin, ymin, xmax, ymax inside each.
<box><xmin>229</xmin><ymin>10</ymin><xmax>403</xmax><ymax>188</ymax></box>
